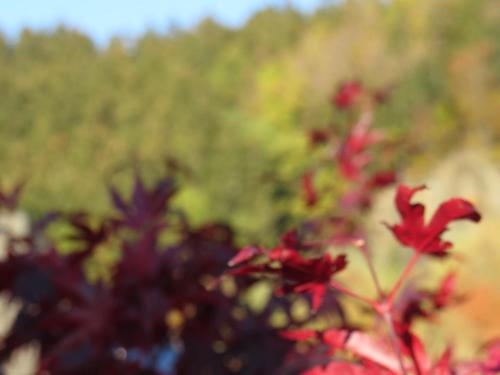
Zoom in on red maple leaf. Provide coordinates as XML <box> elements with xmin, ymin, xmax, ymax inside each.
<box><xmin>228</xmin><ymin>241</ymin><xmax>347</xmax><ymax>312</ymax></box>
<box><xmin>337</xmin><ymin>116</ymin><xmax>384</xmax><ymax>181</ymax></box>
<box><xmin>387</xmin><ymin>185</ymin><xmax>481</xmax><ymax>255</ymax></box>
<box><xmin>332</xmin><ymin>81</ymin><xmax>363</xmax><ymax>109</ymax></box>
<box><xmin>227</xmin><ymin>246</ymin><xmax>264</xmax><ymax>267</ymax></box>
<box><xmin>272</xmin><ymin>249</ymin><xmax>347</xmax><ymax>311</ymax></box>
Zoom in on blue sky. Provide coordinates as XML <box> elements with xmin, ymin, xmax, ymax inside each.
<box><xmin>0</xmin><ymin>0</ymin><xmax>330</xmax><ymax>45</ymax></box>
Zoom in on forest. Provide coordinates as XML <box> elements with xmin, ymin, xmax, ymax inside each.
<box><xmin>0</xmin><ymin>0</ymin><xmax>498</xmax><ymax>241</ymax></box>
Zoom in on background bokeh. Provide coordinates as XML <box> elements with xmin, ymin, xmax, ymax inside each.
<box><xmin>1</xmin><ymin>0</ymin><xmax>499</xmax><ymax>364</ymax></box>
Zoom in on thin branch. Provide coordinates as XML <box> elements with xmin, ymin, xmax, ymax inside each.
<box><xmin>382</xmin><ymin>311</ymin><xmax>408</xmax><ymax>375</ymax></box>
<box><xmin>387</xmin><ymin>252</ymin><xmax>421</xmax><ymax>304</ymax></box>
<box><xmin>362</xmin><ymin>247</ymin><xmax>384</xmax><ymax>299</ymax></box>
<box><xmin>329</xmin><ymin>279</ymin><xmax>377</xmax><ymax>307</ymax></box>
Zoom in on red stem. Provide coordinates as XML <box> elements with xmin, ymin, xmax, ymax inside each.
<box><xmin>382</xmin><ymin>311</ymin><xmax>408</xmax><ymax>375</ymax></box>
<box><xmin>362</xmin><ymin>248</ymin><xmax>384</xmax><ymax>299</ymax></box>
<box><xmin>409</xmin><ymin>344</ymin><xmax>423</xmax><ymax>375</ymax></box>
<box><xmin>387</xmin><ymin>252</ymin><xmax>421</xmax><ymax>304</ymax></box>
<box><xmin>329</xmin><ymin>279</ymin><xmax>377</xmax><ymax>307</ymax></box>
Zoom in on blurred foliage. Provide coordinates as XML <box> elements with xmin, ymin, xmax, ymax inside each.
<box><xmin>0</xmin><ymin>0</ymin><xmax>499</xmax><ymax>245</ymax></box>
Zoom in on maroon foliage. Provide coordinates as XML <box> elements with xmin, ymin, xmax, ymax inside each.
<box><xmin>0</xmin><ymin>176</ymin><xmax>294</xmax><ymax>375</ymax></box>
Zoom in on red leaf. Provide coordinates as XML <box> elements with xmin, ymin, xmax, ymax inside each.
<box><xmin>309</xmin><ymin>129</ymin><xmax>331</xmax><ymax>146</ymax></box>
<box><xmin>387</xmin><ymin>185</ymin><xmax>481</xmax><ymax>255</ymax></box>
<box><xmin>332</xmin><ymin>81</ymin><xmax>363</xmax><ymax>109</ymax></box>
<box><xmin>302</xmin><ymin>362</ymin><xmax>389</xmax><ymax>375</ymax></box>
<box><xmin>280</xmin><ymin>252</ymin><xmax>347</xmax><ymax>312</ymax></box>
<box><xmin>301</xmin><ymin>366</ymin><xmax>324</xmax><ymax>375</ymax></box>
<box><xmin>337</xmin><ymin>116</ymin><xmax>384</xmax><ymax>181</ymax></box>
<box><xmin>302</xmin><ymin>172</ymin><xmax>318</xmax><ymax>207</ymax></box>
<box><xmin>295</xmin><ymin>283</ymin><xmax>326</xmax><ymax>312</ymax></box>
<box><xmin>226</xmin><ymin>263</ymin><xmax>269</xmax><ymax>277</ymax></box>
<box><xmin>434</xmin><ymin>347</ymin><xmax>453</xmax><ymax>375</ymax></box>
<box><xmin>228</xmin><ymin>246</ymin><xmax>263</xmax><ymax>267</ymax></box>
<box><xmin>484</xmin><ymin>339</ymin><xmax>500</xmax><ymax>372</ymax></box>
<box><xmin>367</xmin><ymin>171</ymin><xmax>397</xmax><ymax>188</ymax></box>
<box><xmin>233</xmin><ymin>242</ymin><xmax>348</xmax><ymax>312</ymax></box>
<box><xmin>405</xmin><ymin>331</ymin><xmax>431</xmax><ymax>374</ymax></box>
<box><xmin>322</xmin><ymin>328</ymin><xmax>349</xmax><ymax>349</ymax></box>
<box><xmin>345</xmin><ymin>332</ymin><xmax>402</xmax><ymax>374</ymax></box>
<box><xmin>280</xmin><ymin>329</ymin><xmax>318</xmax><ymax>341</ymax></box>
<box><xmin>434</xmin><ymin>272</ymin><xmax>457</xmax><ymax>308</ymax></box>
